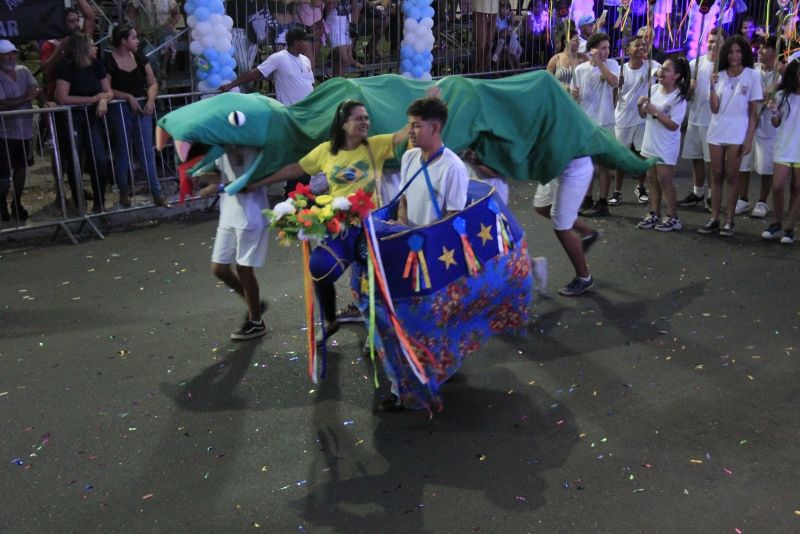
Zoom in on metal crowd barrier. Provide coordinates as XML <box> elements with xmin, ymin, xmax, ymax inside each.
<box><xmin>0</xmin><ymin>91</ymin><xmax>215</xmax><ymax>244</ymax></box>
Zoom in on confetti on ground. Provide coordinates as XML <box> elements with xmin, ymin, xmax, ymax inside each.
<box><xmin>142</xmin><ymin>494</ymin><xmax>154</xmax><ymax>500</ymax></box>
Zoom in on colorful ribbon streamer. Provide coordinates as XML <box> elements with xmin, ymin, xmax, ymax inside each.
<box><xmin>452</xmin><ymin>217</ymin><xmax>481</xmax><ymax>277</ymax></box>
<box><xmin>402</xmin><ymin>234</ymin><xmax>432</xmax><ymax>292</ymax></box>
<box><xmin>301</xmin><ymin>241</ymin><xmax>318</xmax><ymax>383</ymax></box>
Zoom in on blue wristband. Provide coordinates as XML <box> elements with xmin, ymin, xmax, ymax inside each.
<box><xmin>218</xmin><ymin>183</ymin><xmax>225</xmax><ymax>194</ymax></box>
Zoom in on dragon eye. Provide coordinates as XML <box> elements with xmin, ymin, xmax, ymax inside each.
<box><xmin>228</xmin><ymin>111</ymin><xmax>246</xmax><ymax>126</ymax></box>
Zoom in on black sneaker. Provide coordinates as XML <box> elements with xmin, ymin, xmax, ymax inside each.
<box><xmin>635</xmin><ymin>185</ymin><xmax>649</xmax><ymax>204</ymax></box>
<box><xmin>582</xmin><ymin>199</ymin><xmax>609</xmax><ymax>217</ymax></box>
<box><xmin>243</xmin><ymin>300</ymin><xmax>268</xmax><ymax>322</ymax></box>
<box><xmin>335</xmin><ymin>303</ymin><xmax>364</xmax><ymax>324</ymax></box>
<box><xmin>607</xmin><ymin>191</ymin><xmax>622</xmax><ymax>206</ymax></box>
<box><xmin>697</xmin><ymin>219</ymin><xmax>720</xmax><ymax>235</ymax></box>
<box><xmin>231</xmin><ymin>319</ymin><xmax>266</xmax><ymax>340</ymax></box>
<box><xmin>761</xmin><ymin>223</ymin><xmax>782</xmax><ymax>240</ymax></box>
<box><xmin>780</xmin><ymin>229</ymin><xmax>795</xmax><ymax>244</ymax></box>
<box><xmin>578</xmin><ymin>196</ymin><xmax>594</xmax><ymax>214</ymax></box>
<box><xmin>719</xmin><ymin>221</ymin><xmax>735</xmax><ymax>237</ymax></box>
<box><xmin>677</xmin><ymin>191</ymin><xmax>705</xmax><ymax>207</ymax></box>
<box><xmin>581</xmin><ymin>230</ymin><xmax>603</xmax><ymax>253</ymax></box>
<box><xmin>558</xmin><ymin>276</ymin><xmax>594</xmax><ymax>296</ymax></box>
<box><xmin>315</xmin><ymin>320</ymin><xmax>340</xmax><ymax>348</ymax></box>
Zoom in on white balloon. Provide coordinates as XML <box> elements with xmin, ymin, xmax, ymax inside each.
<box><xmin>196</xmin><ymin>21</ymin><xmax>212</xmax><ymax>35</ymax></box>
<box><xmin>189</xmin><ymin>40</ymin><xmax>204</xmax><ymax>55</ymax></box>
<box><xmin>213</xmin><ymin>24</ymin><xmax>228</xmax><ymax>37</ymax></box>
<box><xmin>420</xmin><ymin>73</ymin><xmax>433</xmax><ymax>81</ymax></box>
<box><xmin>413</xmin><ymin>40</ymin><xmax>426</xmax><ymax>52</ymax></box>
<box><xmin>197</xmin><ymin>80</ymin><xmax>211</xmax><ymax>91</ymax></box>
<box><xmin>191</xmin><ymin>29</ymin><xmax>201</xmax><ymax>41</ymax></box>
<box><xmin>187</xmin><ymin>15</ymin><xmax>198</xmax><ymax>28</ymax></box>
<box><xmin>420</xmin><ymin>17</ymin><xmax>434</xmax><ymax>29</ymax></box>
<box><xmin>222</xmin><ymin>15</ymin><xmax>234</xmax><ymax>29</ymax></box>
<box><xmin>404</xmin><ymin>19</ymin><xmax>418</xmax><ymax>30</ymax></box>
<box><xmin>401</xmin><ymin>71</ymin><xmax>413</xmax><ymax>78</ymax></box>
<box><xmin>208</xmin><ymin>13</ymin><xmax>222</xmax><ymax>24</ymax></box>
<box><xmin>214</xmin><ymin>38</ymin><xmax>232</xmax><ymax>52</ymax></box>
<box><xmin>201</xmin><ymin>34</ymin><xmax>216</xmax><ymax>48</ymax></box>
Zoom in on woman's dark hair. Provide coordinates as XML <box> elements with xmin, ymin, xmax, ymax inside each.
<box><xmin>112</xmin><ymin>23</ymin><xmax>135</xmax><ymax>47</ymax></box>
<box><xmin>718</xmin><ymin>35</ymin><xmax>755</xmax><ymax>71</ymax></box>
<box><xmin>667</xmin><ymin>55</ymin><xmax>691</xmax><ymax>99</ymax></box>
<box><xmin>65</xmin><ymin>32</ymin><xmax>94</xmax><ymax>69</ymax></box>
<box><xmin>555</xmin><ymin>21</ymin><xmax>578</xmax><ymax>53</ymax></box>
<box><xmin>330</xmin><ymin>99</ymin><xmax>366</xmax><ymax>155</ymax></box>
<box><xmin>776</xmin><ymin>59</ymin><xmax>800</xmax><ymax>117</ymax></box>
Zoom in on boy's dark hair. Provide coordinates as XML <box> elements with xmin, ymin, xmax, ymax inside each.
<box><xmin>586</xmin><ymin>32</ymin><xmax>610</xmax><ymax>52</ymax></box>
<box><xmin>406</xmin><ymin>97</ymin><xmax>448</xmax><ymax>126</ymax></box>
<box><xmin>763</xmin><ymin>35</ymin><xmax>778</xmax><ymax>50</ymax></box>
<box><xmin>709</xmin><ymin>27</ymin><xmax>728</xmax><ymax>40</ymax></box>
<box><xmin>286</xmin><ymin>27</ymin><xmax>309</xmax><ymax>46</ymax></box>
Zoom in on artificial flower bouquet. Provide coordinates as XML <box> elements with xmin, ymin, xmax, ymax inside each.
<box><xmin>264</xmin><ymin>183</ymin><xmax>375</xmax><ymax>245</ymax></box>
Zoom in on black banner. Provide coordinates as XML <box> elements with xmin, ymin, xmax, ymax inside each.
<box><xmin>0</xmin><ymin>0</ymin><xmax>67</xmax><ymax>43</ymax></box>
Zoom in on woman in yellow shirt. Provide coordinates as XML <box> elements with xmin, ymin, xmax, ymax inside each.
<box><xmin>251</xmin><ymin>99</ymin><xmax>408</xmax><ymax>345</ymax></box>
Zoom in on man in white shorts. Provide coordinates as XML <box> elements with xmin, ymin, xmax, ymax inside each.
<box><xmin>571</xmin><ymin>32</ymin><xmax>620</xmax><ymax>216</ymax></box>
<box><xmin>199</xmin><ymin>146</ymin><xmax>269</xmax><ymax>340</ymax></box>
<box><xmin>678</xmin><ymin>28</ymin><xmax>726</xmax><ymax>208</ymax></box>
<box><xmin>533</xmin><ymin>157</ymin><xmax>598</xmax><ymax>296</ymax></box>
<box><xmin>735</xmin><ymin>35</ymin><xmax>779</xmax><ymax>218</ymax></box>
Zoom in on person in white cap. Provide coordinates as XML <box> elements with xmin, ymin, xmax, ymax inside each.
<box><xmin>0</xmin><ymin>40</ymin><xmax>42</xmax><ymax>222</ymax></box>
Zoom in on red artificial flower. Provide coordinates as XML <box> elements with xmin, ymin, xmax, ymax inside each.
<box><xmin>348</xmin><ymin>188</ymin><xmax>374</xmax><ymax>219</ymax></box>
<box><xmin>326</xmin><ymin>218</ymin><xmax>341</xmax><ymax>234</ymax></box>
<box><xmin>289</xmin><ymin>182</ymin><xmax>315</xmax><ymax>201</ymax></box>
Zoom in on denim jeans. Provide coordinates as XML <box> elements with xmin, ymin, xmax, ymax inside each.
<box><xmin>109</xmin><ymin>101</ymin><xmax>161</xmax><ymax>198</ymax></box>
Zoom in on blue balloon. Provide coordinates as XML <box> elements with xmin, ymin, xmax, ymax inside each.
<box><xmin>400</xmin><ymin>59</ymin><xmax>413</xmax><ymax>72</ymax></box>
<box><xmin>194</xmin><ymin>0</ymin><xmax>208</xmax><ymax>6</ymax></box>
<box><xmin>400</xmin><ymin>45</ymin><xmax>414</xmax><ymax>60</ymax></box>
<box><xmin>422</xmin><ymin>6</ymin><xmax>435</xmax><ymax>19</ymax></box>
<box><xmin>209</xmin><ymin>60</ymin><xmax>221</xmax><ymax>72</ymax></box>
<box><xmin>196</xmin><ymin>70</ymin><xmax>209</xmax><ymax>80</ymax></box>
<box><xmin>423</xmin><ymin>50</ymin><xmax>433</xmax><ymax>62</ymax></box>
<box><xmin>411</xmin><ymin>65</ymin><xmax>424</xmax><ymax>78</ymax></box>
<box><xmin>402</xmin><ymin>2</ymin><xmax>413</xmax><ymax>14</ymax></box>
<box><xmin>227</xmin><ymin>47</ymin><xmax>235</xmax><ymax>56</ymax></box>
<box><xmin>408</xmin><ymin>7</ymin><xmax>421</xmax><ymax>20</ymax></box>
<box><xmin>186</xmin><ymin>1</ymin><xmax>196</xmax><ymax>12</ymax></box>
<box><xmin>220</xmin><ymin>54</ymin><xmax>236</xmax><ymax>67</ymax></box>
<box><xmin>209</xmin><ymin>2</ymin><xmax>224</xmax><ymax>14</ymax></box>
<box><xmin>194</xmin><ymin>6</ymin><xmax>210</xmax><ymax>21</ymax></box>
<box><xmin>411</xmin><ymin>54</ymin><xmax>423</xmax><ymax>66</ymax></box>
<box><xmin>204</xmin><ymin>48</ymin><xmax>219</xmax><ymax>60</ymax></box>
<box><xmin>422</xmin><ymin>61</ymin><xmax>432</xmax><ymax>72</ymax></box>
<box><xmin>207</xmin><ymin>73</ymin><xmax>222</xmax><ymax>88</ymax></box>
<box><xmin>220</xmin><ymin>67</ymin><xmax>235</xmax><ymax>79</ymax></box>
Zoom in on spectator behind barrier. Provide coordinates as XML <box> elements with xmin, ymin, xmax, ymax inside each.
<box><xmin>55</xmin><ymin>32</ymin><xmax>114</xmax><ymax>214</ymax></box>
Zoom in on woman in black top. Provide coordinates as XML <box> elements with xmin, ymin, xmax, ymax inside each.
<box><xmin>105</xmin><ymin>24</ymin><xmax>166</xmax><ymax>208</ymax></box>
<box><xmin>55</xmin><ymin>32</ymin><xmax>113</xmax><ymax>213</ymax></box>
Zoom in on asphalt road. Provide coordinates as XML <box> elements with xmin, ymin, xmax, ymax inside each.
<box><xmin>1</xmin><ymin>177</ymin><xmax>799</xmax><ymax>533</ymax></box>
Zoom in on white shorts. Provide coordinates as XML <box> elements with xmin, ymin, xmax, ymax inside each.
<box><xmin>615</xmin><ymin>124</ymin><xmax>645</xmax><ymax>152</ymax></box>
<box><xmin>682</xmin><ymin>123</ymin><xmax>710</xmax><ymax>162</ymax></box>
<box><xmin>751</xmin><ymin>136</ymin><xmax>775</xmax><ymax>176</ymax></box>
<box><xmin>326</xmin><ymin>14</ymin><xmax>350</xmax><ymax>48</ymax></box>
<box><xmin>550</xmin><ymin>157</ymin><xmax>594</xmax><ymax>231</ymax></box>
<box><xmin>533</xmin><ymin>180</ymin><xmax>558</xmax><ymax>208</ymax></box>
<box><xmin>211</xmin><ymin>225</ymin><xmax>269</xmax><ymax>267</ymax></box>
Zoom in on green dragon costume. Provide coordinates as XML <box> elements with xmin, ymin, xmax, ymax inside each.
<box><xmin>156</xmin><ymin>71</ymin><xmax>656</xmax><ymax>193</ymax></box>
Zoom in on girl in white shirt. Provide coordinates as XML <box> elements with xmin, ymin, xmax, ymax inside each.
<box><xmin>700</xmin><ymin>35</ymin><xmax>763</xmax><ymax>237</ymax></box>
<box><xmin>763</xmin><ymin>59</ymin><xmax>800</xmax><ymax>244</ymax></box>
<box><xmin>635</xmin><ymin>57</ymin><xmax>690</xmax><ymax>232</ymax></box>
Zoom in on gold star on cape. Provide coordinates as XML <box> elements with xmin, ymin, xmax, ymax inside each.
<box><xmin>439</xmin><ymin>246</ymin><xmax>457</xmax><ymax>270</ymax></box>
<box><xmin>477</xmin><ymin>223</ymin><xmax>493</xmax><ymax>245</ymax></box>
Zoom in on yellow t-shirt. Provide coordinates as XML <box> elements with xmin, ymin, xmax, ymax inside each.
<box><xmin>298</xmin><ymin>133</ymin><xmax>395</xmax><ymax>201</ymax></box>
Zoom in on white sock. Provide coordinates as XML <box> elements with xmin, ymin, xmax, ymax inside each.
<box><xmin>693</xmin><ymin>186</ymin><xmax>706</xmax><ymax>197</ymax></box>
<box><xmin>579</xmin><ymin>275</ymin><xmax>592</xmax><ymax>282</ymax></box>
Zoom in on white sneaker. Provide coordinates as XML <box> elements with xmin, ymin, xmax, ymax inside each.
<box><xmin>751</xmin><ymin>201</ymin><xmax>768</xmax><ymax>218</ymax></box>
<box><xmin>734</xmin><ymin>199</ymin><xmax>750</xmax><ymax>215</ymax></box>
